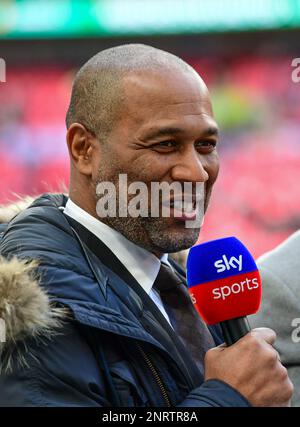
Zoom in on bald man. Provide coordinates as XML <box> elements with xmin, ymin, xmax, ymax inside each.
<box><xmin>0</xmin><ymin>45</ymin><xmax>293</xmax><ymax>407</ymax></box>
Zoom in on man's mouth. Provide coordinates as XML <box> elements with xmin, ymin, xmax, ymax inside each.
<box><xmin>170</xmin><ymin>199</ymin><xmax>197</xmax><ymax>213</ymax></box>
<box><xmin>162</xmin><ymin>196</ymin><xmax>201</xmax><ymax>221</ymax></box>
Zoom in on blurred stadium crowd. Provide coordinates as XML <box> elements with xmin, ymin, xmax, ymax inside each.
<box><xmin>0</xmin><ymin>54</ymin><xmax>299</xmax><ymax>257</ymax></box>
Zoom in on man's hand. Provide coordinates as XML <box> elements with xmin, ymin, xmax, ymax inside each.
<box><xmin>205</xmin><ymin>328</ymin><xmax>294</xmax><ymax>407</ymax></box>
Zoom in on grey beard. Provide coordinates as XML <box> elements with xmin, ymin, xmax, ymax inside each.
<box><xmin>94</xmin><ymin>170</ymin><xmax>202</xmax><ymax>255</ymax></box>
<box><xmin>141</xmin><ymin>217</ymin><xmax>200</xmax><ymax>253</ymax></box>
<box><xmin>99</xmin><ymin>213</ymin><xmax>200</xmax><ymax>255</ymax></box>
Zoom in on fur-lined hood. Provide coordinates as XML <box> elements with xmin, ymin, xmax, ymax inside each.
<box><xmin>0</xmin><ymin>257</ymin><xmax>66</xmax><ymax>373</ymax></box>
<box><xmin>0</xmin><ymin>197</ymin><xmax>66</xmax><ymax>373</ymax></box>
<box><xmin>0</xmin><ymin>196</ymin><xmax>36</xmax><ymax>225</ymax></box>
<box><xmin>0</xmin><ymin>195</ymin><xmax>187</xmax><ymax>372</ymax></box>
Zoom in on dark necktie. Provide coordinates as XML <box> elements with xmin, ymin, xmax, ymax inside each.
<box><xmin>153</xmin><ymin>262</ymin><xmax>215</xmax><ymax>375</ymax></box>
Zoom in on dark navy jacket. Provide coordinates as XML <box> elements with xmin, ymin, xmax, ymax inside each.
<box><xmin>0</xmin><ymin>194</ymin><xmax>250</xmax><ymax>407</ymax></box>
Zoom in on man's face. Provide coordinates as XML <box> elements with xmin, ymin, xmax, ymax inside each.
<box><xmin>91</xmin><ymin>68</ymin><xmax>220</xmax><ymax>256</ymax></box>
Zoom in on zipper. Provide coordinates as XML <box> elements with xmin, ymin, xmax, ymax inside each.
<box><xmin>136</xmin><ymin>343</ymin><xmax>171</xmax><ymax>407</ymax></box>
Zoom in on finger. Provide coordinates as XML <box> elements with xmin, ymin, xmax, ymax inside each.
<box><xmin>250</xmin><ymin>327</ymin><xmax>277</xmax><ymax>346</ymax></box>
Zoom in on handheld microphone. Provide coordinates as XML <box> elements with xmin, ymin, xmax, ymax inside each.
<box><xmin>186</xmin><ymin>237</ymin><xmax>262</xmax><ymax>346</ymax></box>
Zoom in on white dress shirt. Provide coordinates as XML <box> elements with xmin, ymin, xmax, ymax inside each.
<box><xmin>63</xmin><ymin>198</ymin><xmax>172</xmax><ymax>324</ymax></box>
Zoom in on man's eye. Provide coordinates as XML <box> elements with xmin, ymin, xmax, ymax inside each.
<box><xmin>158</xmin><ymin>140</ymin><xmax>176</xmax><ymax>147</ymax></box>
<box><xmin>195</xmin><ymin>140</ymin><xmax>217</xmax><ymax>149</ymax></box>
<box><xmin>150</xmin><ymin>140</ymin><xmax>176</xmax><ymax>151</ymax></box>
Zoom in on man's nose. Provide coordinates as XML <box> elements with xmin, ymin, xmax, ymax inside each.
<box><xmin>170</xmin><ymin>148</ymin><xmax>209</xmax><ymax>183</ymax></box>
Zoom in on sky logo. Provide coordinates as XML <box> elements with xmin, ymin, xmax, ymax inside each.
<box><xmin>214</xmin><ymin>254</ymin><xmax>243</xmax><ymax>273</ymax></box>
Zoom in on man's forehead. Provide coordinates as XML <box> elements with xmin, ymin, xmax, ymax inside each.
<box><xmin>123</xmin><ymin>67</ymin><xmax>209</xmax><ymax>100</ymax></box>
<box><xmin>121</xmin><ymin>68</ymin><xmax>212</xmax><ymax>120</ymax></box>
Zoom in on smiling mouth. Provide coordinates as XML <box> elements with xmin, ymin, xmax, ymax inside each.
<box><xmin>169</xmin><ymin>200</ymin><xmax>197</xmax><ymax>213</ymax></box>
<box><xmin>163</xmin><ymin>194</ymin><xmax>201</xmax><ymax>211</ymax></box>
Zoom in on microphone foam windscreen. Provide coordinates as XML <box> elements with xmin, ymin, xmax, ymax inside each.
<box><xmin>186</xmin><ymin>237</ymin><xmax>262</xmax><ymax>325</ymax></box>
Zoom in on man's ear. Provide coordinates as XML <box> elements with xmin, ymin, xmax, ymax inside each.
<box><xmin>66</xmin><ymin>123</ymin><xmax>96</xmax><ymax>176</ymax></box>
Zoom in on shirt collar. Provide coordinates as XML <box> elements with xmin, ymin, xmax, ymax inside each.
<box><xmin>63</xmin><ymin>198</ymin><xmax>170</xmax><ymax>295</ymax></box>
